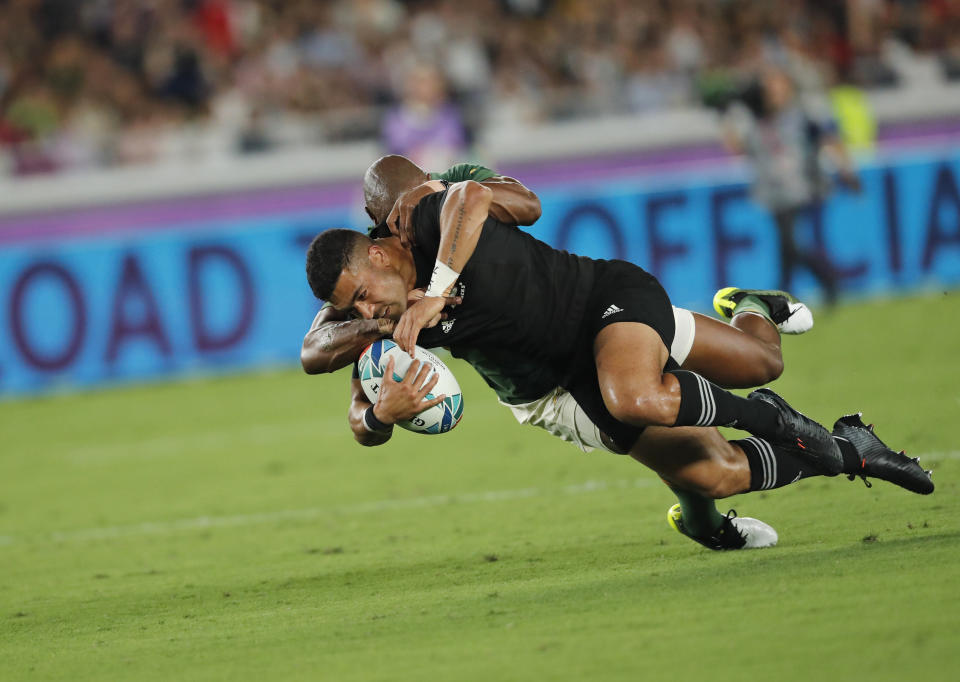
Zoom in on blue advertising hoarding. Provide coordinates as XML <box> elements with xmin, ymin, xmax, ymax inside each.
<box><xmin>1</xmin><ymin>151</ymin><xmax>958</xmax><ymax>397</ymax></box>
<box><xmin>529</xmin><ymin>155</ymin><xmax>960</xmax><ymax>309</ymax></box>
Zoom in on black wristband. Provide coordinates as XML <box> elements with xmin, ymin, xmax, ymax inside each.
<box><xmin>363</xmin><ymin>406</ymin><xmax>393</xmax><ymax>433</ymax></box>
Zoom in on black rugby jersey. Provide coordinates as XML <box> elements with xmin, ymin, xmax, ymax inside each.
<box><xmin>449</xmin><ymin>345</ymin><xmax>560</xmax><ymax>405</ymax></box>
<box><xmin>359</xmin><ymin>165</ymin><xmax>561</xmax><ymax>403</ymax></box>
<box><xmin>409</xmin><ymin>191</ymin><xmax>596</xmax><ymax>377</ymax></box>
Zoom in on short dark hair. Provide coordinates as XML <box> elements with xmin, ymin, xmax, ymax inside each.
<box><xmin>305</xmin><ymin>229</ymin><xmax>369</xmax><ymax>300</ymax></box>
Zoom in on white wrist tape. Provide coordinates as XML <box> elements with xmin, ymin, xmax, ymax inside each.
<box><xmin>425</xmin><ymin>260</ymin><xmax>459</xmax><ymax>298</ymax></box>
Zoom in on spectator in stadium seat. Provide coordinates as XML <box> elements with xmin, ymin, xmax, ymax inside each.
<box><xmin>0</xmin><ymin>0</ymin><xmax>954</xmax><ymax>176</ymax></box>
<box><xmin>381</xmin><ymin>63</ymin><xmax>468</xmax><ymax>172</ymax></box>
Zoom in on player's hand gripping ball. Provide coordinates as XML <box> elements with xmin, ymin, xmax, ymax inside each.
<box><xmin>358</xmin><ymin>340</ymin><xmax>464</xmax><ymax>434</ymax></box>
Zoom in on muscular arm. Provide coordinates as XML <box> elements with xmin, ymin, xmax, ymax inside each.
<box><xmin>348</xmin><ymin>377</ymin><xmax>393</xmax><ymax>446</ymax></box>
<box><xmin>392</xmin><ymin>181</ymin><xmax>492</xmax><ymax>353</ymax></box>
<box><xmin>301</xmin><ymin>306</ymin><xmax>394</xmax><ymax>374</ymax></box>
<box><xmin>389</xmin><ymin>176</ymin><xmax>539</xmax><ymax>244</ymax></box>
<box><xmin>437</xmin><ymin>180</ymin><xmax>492</xmax><ymax>275</ymax></box>
<box><xmin>482</xmin><ymin>176</ymin><xmax>541</xmax><ymax>226</ymax></box>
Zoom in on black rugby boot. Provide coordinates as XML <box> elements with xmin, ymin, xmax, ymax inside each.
<box><xmin>833</xmin><ymin>413</ymin><xmax>934</xmax><ymax>495</ymax></box>
<box><xmin>747</xmin><ymin>388</ymin><xmax>844</xmax><ymax>475</ymax></box>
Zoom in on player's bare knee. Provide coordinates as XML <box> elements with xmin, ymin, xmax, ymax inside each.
<box><xmin>603</xmin><ymin>388</ymin><xmax>675</xmax><ymax>427</ymax></box>
<box><xmin>738</xmin><ymin>343</ymin><xmax>783</xmax><ymax>386</ymax></box>
<box><xmin>758</xmin><ymin>347</ymin><xmax>784</xmax><ymax>384</ymax></box>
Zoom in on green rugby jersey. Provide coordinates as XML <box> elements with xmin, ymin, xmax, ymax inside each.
<box><xmin>429</xmin><ymin>163</ymin><xmax>497</xmax><ymax>183</ymax></box>
<box><xmin>365</xmin><ymin>163</ymin><xmax>498</xmax><ymax>237</ymax></box>
<box><xmin>450</xmin><ymin>346</ymin><xmax>559</xmax><ymax>405</ymax></box>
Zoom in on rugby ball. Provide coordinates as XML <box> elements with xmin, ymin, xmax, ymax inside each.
<box><xmin>357</xmin><ymin>339</ymin><xmax>464</xmax><ymax>434</ymax></box>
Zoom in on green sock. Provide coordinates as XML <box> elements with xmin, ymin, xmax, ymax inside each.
<box><xmin>670</xmin><ymin>486</ymin><xmax>725</xmax><ymax>538</ymax></box>
<box><xmin>731</xmin><ymin>294</ymin><xmax>773</xmax><ymax>323</ymax></box>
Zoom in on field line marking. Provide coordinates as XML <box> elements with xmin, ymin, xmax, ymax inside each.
<box><xmin>1</xmin><ymin>477</ymin><xmax>658</xmax><ymax>547</ymax></box>
<box><xmin>63</xmin><ymin>418</ymin><xmax>340</xmax><ymax>463</ymax></box>
<box><xmin>913</xmin><ymin>450</ymin><xmax>960</xmax><ymax>461</ymax></box>
<box><xmin>5</xmin><ymin>450</ymin><xmax>955</xmax><ymax>548</ymax></box>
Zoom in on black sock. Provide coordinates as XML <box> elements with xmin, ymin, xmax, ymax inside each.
<box><xmin>834</xmin><ymin>435</ymin><xmax>862</xmax><ymax>474</ymax></box>
<box><xmin>668</xmin><ymin>369</ymin><xmax>781</xmax><ymax>436</ymax></box>
<box><xmin>736</xmin><ymin>437</ymin><xmax>825</xmax><ymax>490</ymax></box>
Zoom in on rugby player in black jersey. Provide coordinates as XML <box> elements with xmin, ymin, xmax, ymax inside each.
<box><xmin>305</xmin><ymin>156</ymin><xmax>809</xmax><ymax>549</ymax></box>
<box><xmin>304</xmin><ymin>156</ymin><xmax>796</xmax><ymax>390</ymax></box>
<box><xmin>305</xmin><ymin>178</ymin><xmax>934</xmax><ymax>548</ymax></box>
<box><xmin>301</xmin><ymin>156</ymin><xmax>541</xmax><ymax>373</ymax></box>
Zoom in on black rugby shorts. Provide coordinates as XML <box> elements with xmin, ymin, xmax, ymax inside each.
<box><xmin>564</xmin><ymin>259</ymin><xmax>677</xmax><ymax>453</ymax></box>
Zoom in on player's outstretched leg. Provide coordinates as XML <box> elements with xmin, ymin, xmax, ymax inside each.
<box><xmin>714</xmin><ymin>287</ymin><xmax>813</xmax><ymax>335</ymax></box>
<box><xmin>629</xmin><ymin>425</ymin><xmax>813</xmax><ymax>546</ymax></box>
<box><xmin>681</xmin><ymin>312</ymin><xmax>785</xmax><ymax>389</ymax></box>
<box><xmin>833</xmin><ymin>414</ymin><xmax>935</xmax><ymax>494</ymax></box>
<box><xmin>596</xmin><ymin>322</ymin><xmax>840</xmax><ymax>471</ymax></box>
<box><xmin>668</xmin><ymin>504</ymin><xmax>778</xmax><ymax>550</ymax></box>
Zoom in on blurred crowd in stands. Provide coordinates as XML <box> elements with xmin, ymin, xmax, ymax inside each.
<box><xmin>2</xmin><ymin>0</ymin><xmax>960</xmax><ymax>176</ymax></box>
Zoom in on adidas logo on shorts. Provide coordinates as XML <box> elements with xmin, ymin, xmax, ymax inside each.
<box><xmin>602</xmin><ymin>304</ymin><xmax>624</xmax><ymax>319</ymax></box>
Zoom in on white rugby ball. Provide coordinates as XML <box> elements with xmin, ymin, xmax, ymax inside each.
<box><xmin>357</xmin><ymin>339</ymin><xmax>464</xmax><ymax>434</ymax></box>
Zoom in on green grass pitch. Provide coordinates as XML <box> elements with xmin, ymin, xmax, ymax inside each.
<box><xmin>2</xmin><ymin>292</ymin><xmax>959</xmax><ymax>681</ymax></box>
